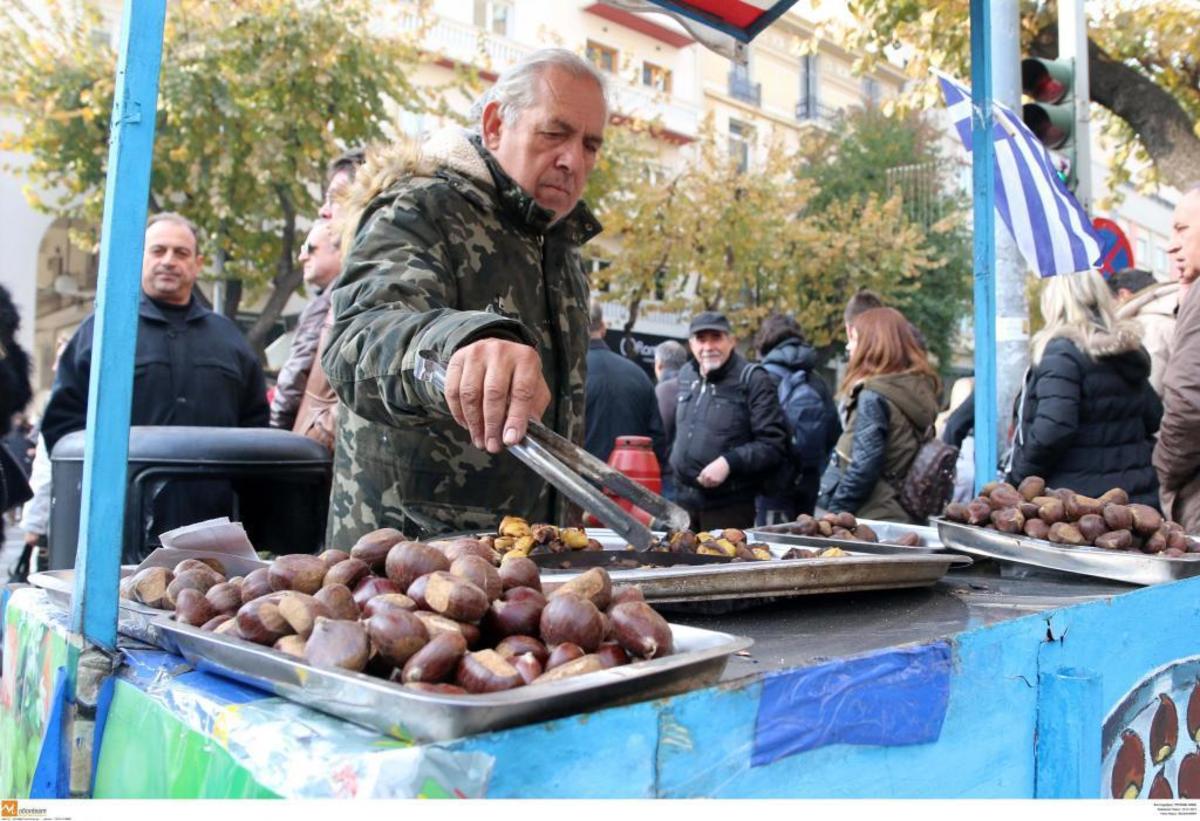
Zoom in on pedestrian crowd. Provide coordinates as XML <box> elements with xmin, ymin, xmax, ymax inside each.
<box><xmin>2</xmin><ymin>47</ymin><xmax>1200</xmax><ymax>583</ymax></box>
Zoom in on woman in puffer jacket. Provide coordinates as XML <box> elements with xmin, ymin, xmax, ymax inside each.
<box><xmin>1008</xmin><ymin>270</ymin><xmax>1162</xmax><ymax>506</ymax></box>
<box><xmin>818</xmin><ymin>307</ymin><xmax>941</xmax><ymax>523</ymax></box>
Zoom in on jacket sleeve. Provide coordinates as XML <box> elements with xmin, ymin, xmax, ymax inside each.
<box><xmin>1155</xmin><ymin>293</ymin><xmax>1200</xmax><ymax>492</ymax></box>
<box><xmin>647</xmin><ymin>389</ymin><xmax>667</xmax><ymax>467</ymax></box>
<box><xmin>238</xmin><ymin>351</ymin><xmax>270</xmax><ymax>428</ymax></box>
<box><xmin>322</xmin><ymin>187</ymin><xmax>539</xmax><ymax>427</ymax></box>
<box><xmin>1013</xmin><ymin>346</ymin><xmax>1081</xmax><ymax>481</ymax></box>
<box><xmin>39</xmin><ymin>328</ymin><xmax>90</xmax><ymax>455</ymax></box>
<box><xmin>656</xmin><ymin>381</ymin><xmax>676</xmax><ymax>445</ymax></box>
<box><xmin>722</xmin><ymin>369</ymin><xmax>787</xmax><ymax>476</ymax></box>
<box><xmin>942</xmin><ymin>389</ymin><xmax>975</xmax><ymax>448</ymax></box>
<box><xmin>269</xmin><ymin>298</ymin><xmax>326</xmax><ymax>429</ymax></box>
<box><xmin>828</xmin><ymin>391</ymin><xmax>889</xmax><ymax>513</ymax></box>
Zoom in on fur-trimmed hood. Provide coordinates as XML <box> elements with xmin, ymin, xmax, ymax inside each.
<box><xmin>335</xmin><ymin>127</ymin><xmax>600</xmax><ymax>249</ymax></box>
<box><xmin>1046</xmin><ymin>320</ymin><xmax>1146</xmax><ymax>360</ymax></box>
<box><xmin>1042</xmin><ymin>322</ymin><xmax>1152</xmax><ymax>385</ymax></box>
<box><xmin>1116</xmin><ymin>280</ymin><xmax>1180</xmax><ymax>321</ymax></box>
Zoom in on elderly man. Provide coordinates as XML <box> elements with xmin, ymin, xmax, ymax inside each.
<box><xmin>270</xmin><ymin>219</ymin><xmax>343</xmax><ymax>430</ymax></box>
<box><xmin>669</xmin><ymin>312</ymin><xmax>787</xmax><ymax>530</ymax></box>
<box><xmin>1154</xmin><ymin>185</ymin><xmax>1200</xmax><ymax>531</ymax></box>
<box><xmin>322</xmin><ymin>49</ymin><xmax>607</xmax><ymax>540</ymax></box>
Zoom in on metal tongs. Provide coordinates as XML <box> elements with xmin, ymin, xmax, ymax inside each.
<box><xmin>416</xmin><ymin>351</ymin><xmax>690</xmax><ymax>550</ymax></box>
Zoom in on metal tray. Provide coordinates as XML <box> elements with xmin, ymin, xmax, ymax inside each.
<box><xmin>155</xmin><ymin>617</ymin><xmax>751</xmax><ymax>743</ymax></box>
<box><xmin>29</xmin><ymin>567</ymin><xmax>169</xmax><ymax>646</ymax></box>
<box><xmin>935</xmin><ymin>518</ymin><xmax>1200</xmax><ymax>587</ymax></box>
<box><xmin>747</xmin><ymin>519</ymin><xmax>945</xmax><ymax>555</ymax></box>
<box><xmin>541</xmin><ymin>529</ymin><xmax>971</xmax><ymax>605</ymax></box>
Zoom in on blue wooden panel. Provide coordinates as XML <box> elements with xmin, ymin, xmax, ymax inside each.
<box><xmin>1039</xmin><ymin>579</ymin><xmax>1200</xmax><ymax>723</ymax></box>
<box><xmin>1035</xmin><ymin>666</ymin><xmax>1102</xmax><ymax>797</ymax></box>
<box><xmin>656</xmin><ymin>617</ymin><xmax>1045</xmax><ymax>798</ymax></box>
<box><xmin>970</xmin><ymin>0</ymin><xmax>998</xmax><ymax>491</ymax></box>
<box><xmin>448</xmin><ymin>701</ymin><xmax>661</xmax><ymax>797</ymax></box>
<box><xmin>70</xmin><ymin>0</ymin><xmax>167</xmax><ymax>649</ymax></box>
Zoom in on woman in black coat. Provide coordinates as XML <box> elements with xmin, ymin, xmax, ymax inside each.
<box><xmin>1008</xmin><ymin>271</ymin><xmax>1162</xmax><ymax>507</ymax></box>
<box><xmin>0</xmin><ymin>284</ymin><xmax>33</xmax><ymax>548</ymax></box>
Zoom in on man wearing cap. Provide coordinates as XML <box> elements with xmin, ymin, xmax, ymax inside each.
<box><xmin>669</xmin><ymin>312</ymin><xmax>788</xmax><ymax>530</ymax></box>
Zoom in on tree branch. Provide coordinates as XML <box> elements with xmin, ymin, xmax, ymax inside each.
<box><xmin>244</xmin><ymin>184</ymin><xmax>302</xmax><ymax>359</ymax></box>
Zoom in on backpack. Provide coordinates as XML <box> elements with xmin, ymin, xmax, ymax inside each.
<box><xmin>738</xmin><ymin>363</ymin><xmax>797</xmax><ymax>497</ymax></box>
<box><xmin>773</xmin><ymin>366</ymin><xmax>837</xmax><ymax>474</ymax></box>
<box><xmin>896</xmin><ymin>427</ymin><xmax>959</xmax><ymax>521</ymax></box>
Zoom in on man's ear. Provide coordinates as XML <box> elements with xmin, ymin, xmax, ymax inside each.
<box><xmin>481</xmin><ymin>101</ymin><xmax>504</xmax><ymax>151</ymax></box>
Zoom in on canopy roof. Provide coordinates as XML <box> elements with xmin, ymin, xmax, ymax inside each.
<box><xmin>641</xmin><ymin>0</ymin><xmax>801</xmax><ymax>42</ymax></box>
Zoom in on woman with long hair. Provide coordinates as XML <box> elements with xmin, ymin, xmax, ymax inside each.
<box><xmin>1008</xmin><ymin>270</ymin><xmax>1161</xmax><ymax>506</ymax></box>
<box><xmin>817</xmin><ymin>307</ymin><xmax>941</xmax><ymax>523</ymax></box>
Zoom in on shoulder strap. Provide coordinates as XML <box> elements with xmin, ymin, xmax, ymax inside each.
<box><xmin>739</xmin><ymin>362</ymin><xmax>765</xmax><ymax>388</ymax></box>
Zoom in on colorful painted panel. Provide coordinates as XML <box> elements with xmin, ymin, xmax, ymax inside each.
<box><xmin>1103</xmin><ymin>657</ymin><xmax>1200</xmax><ymax>800</ymax></box>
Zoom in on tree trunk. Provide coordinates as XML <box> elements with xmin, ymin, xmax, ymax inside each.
<box><xmin>245</xmin><ymin>186</ymin><xmax>301</xmax><ymax>361</ymax></box>
<box><xmin>1031</xmin><ymin>25</ymin><xmax>1200</xmax><ymax>193</ymax></box>
<box><xmin>622</xmin><ymin>293</ymin><xmax>643</xmax><ymax>359</ymax></box>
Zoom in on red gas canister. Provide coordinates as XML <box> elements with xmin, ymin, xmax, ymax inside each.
<box><xmin>584</xmin><ymin>435</ymin><xmax>662</xmax><ymax>527</ymax></box>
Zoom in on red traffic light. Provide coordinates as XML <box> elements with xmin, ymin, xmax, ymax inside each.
<box><xmin>1021</xmin><ymin>58</ymin><xmax>1070</xmax><ymax>104</ymax></box>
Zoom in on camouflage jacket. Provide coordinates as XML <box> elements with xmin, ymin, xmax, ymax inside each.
<box><xmin>322</xmin><ymin>128</ymin><xmax>601</xmax><ymax>544</ymax></box>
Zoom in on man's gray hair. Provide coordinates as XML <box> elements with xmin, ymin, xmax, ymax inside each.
<box><xmin>469</xmin><ymin>48</ymin><xmax>609</xmax><ymax>131</ymax></box>
<box><xmin>589</xmin><ymin>300</ymin><xmax>605</xmax><ymax>334</ymax></box>
<box><xmin>147</xmin><ymin>211</ymin><xmax>202</xmax><ymax>253</ymax></box>
<box><xmin>655</xmin><ymin>340</ymin><xmax>687</xmax><ymax>372</ymax></box>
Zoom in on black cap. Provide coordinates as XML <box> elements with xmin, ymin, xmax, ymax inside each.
<box><xmin>688</xmin><ymin>311</ymin><xmax>732</xmax><ymax>335</ymax></box>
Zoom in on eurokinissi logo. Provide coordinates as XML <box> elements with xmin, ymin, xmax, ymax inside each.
<box><xmin>1</xmin><ymin>802</ymin><xmax>46</xmax><ymax>819</ymax></box>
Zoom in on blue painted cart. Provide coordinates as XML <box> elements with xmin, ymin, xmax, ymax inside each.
<box><xmin>4</xmin><ymin>565</ymin><xmax>1195</xmax><ymax>798</ymax></box>
<box><xmin>9</xmin><ymin>0</ymin><xmax>1046</xmax><ymax>801</ymax></box>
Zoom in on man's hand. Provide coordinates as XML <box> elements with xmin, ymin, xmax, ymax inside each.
<box><xmin>697</xmin><ymin>456</ymin><xmax>731</xmax><ymax>489</ymax></box>
<box><xmin>444</xmin><ymin>338</ymin><xmax>551</xmax><ymax>454</ymax></box>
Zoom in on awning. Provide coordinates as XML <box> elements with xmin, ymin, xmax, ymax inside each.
<box><xmin>640</xmin><ymin>0</ymin><xmax>801</xmax><ymax>42</ymax></box>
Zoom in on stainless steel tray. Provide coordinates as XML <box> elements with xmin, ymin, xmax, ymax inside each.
<box><xmin>747</xmin><ymin>518</ymin><xmax>945</xmax><ymax>555</ymax></box>
<box><xmin>935</xmin><ymin>518</ymin><xmax>1200</xmax><ymax>586</ymax></box>
<box><xmin>543</xmin><ymin>529</ymin><xmax>971</xmax><ymax>604</ymax></box>
<box><xmin>155</xmin><ymin>617</ymin><xmax>751</xmax><ymax>743</ymax></box>
<box><xmin>29</xmin><ymin>567</ymin><xmax>169</xmax><ymax>646</ymax></box>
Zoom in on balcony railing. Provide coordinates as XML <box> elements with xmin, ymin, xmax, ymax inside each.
<box><xmin>728</xmin><ymin>71</ymin><xmax>762</xmax><ymax>106</ymax></box>
<box><xmin>795</xmin><ymin>99</ymin><xmax>840</xmax><ymax>125</ymax></box>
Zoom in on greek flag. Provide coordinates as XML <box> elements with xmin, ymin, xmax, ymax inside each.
<box><xmin>937</xmin><ymin>73</ymin><xmax>1102</xmax><ymax>278</ymax></box>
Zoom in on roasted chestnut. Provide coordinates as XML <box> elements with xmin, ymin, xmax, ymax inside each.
<box><xmin>400</xmin><ymin>631</ymin><xmax>467</xmax><ymax>684</ymax></box>
<box><xmin>267</xmin><ymin>554</ymin><xmax>327</xmax><ymax>595</ymax></box>
<box><xmin>540</xmin><ymin>593</ymin><xmax>605</xmax><ymax>652</ymax></box>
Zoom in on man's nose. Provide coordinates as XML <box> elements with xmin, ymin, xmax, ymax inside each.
<box><xmin>556</xmin><ymin>141</ymin><xmax>585</xmax><ymax>175</ymax></box>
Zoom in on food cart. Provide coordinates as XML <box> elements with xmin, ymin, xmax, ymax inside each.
<box><xmin>5</xmin><ymin>0</ymin><xmax>1188</xmax><ymax>803</ymax></box>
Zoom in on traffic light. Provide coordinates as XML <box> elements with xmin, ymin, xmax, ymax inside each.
<box><xmin>1022</xmin><ymin>57</ymin><xmax>1077</xmax><ymax>189</ymax></box>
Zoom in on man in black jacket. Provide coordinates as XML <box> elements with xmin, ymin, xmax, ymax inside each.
<box><xmin>41</xmin><ymin>214</ymin><xmax>269</xmax><ymax>548</ymax></box>
<box><xmin>43</xmin><ymin>214</ymin><xmax>268</xmax><ymax>451</ymax></box>
<box><xmin>670</xmin><ymin>312</ymin><xmax>788</xmax><ymax>530</ymax></box>
<box><xmin>584</xmin><ymin>303</ymin><xmax>666</xmax><ymax>464</ymax></box>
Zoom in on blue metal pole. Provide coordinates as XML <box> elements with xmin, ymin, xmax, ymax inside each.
<box><xmin>70</xmin><ymin>0</ymin><xmax>167</xmax><ymax>650</ymax></box>
<box><xmin>970</xmin><ymin>0</ymin><xmax>998</xmax><ymax>493</ymax></box>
